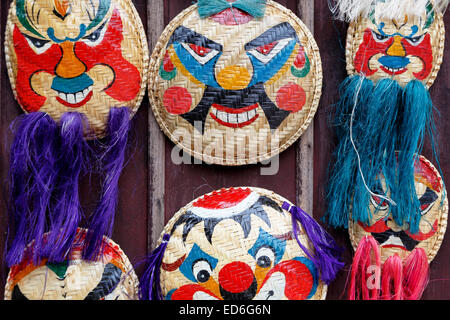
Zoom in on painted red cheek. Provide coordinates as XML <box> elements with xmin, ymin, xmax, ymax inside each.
<box><xmin>13</xmin><ymin>26</ymin><xmax>62</xmax><ymax>112</ymax></box>
<box><xmin>163</xmin><ymin>87</ymin><xmax>192</xmax><ymax>115</ymax></box>
<box><xmin>218</xmin><ymin>262</ymin><xmax>254</xmax><ymax>293</ymax></box>
<box><xmin>262</xmin><ymin>260</ymin><xmax>313</xmax><ymax>300</ymax></box>
<box><xmin>276</xmin><ymin>83</ymin><xmax>306</xmax><ymax>113</ymax></box>
<box><xmin>74</xmin><ymin>9</ymin><xmax>141</xmax><ymax>102</ymax></box>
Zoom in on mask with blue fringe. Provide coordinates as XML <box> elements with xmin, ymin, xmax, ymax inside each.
<box><xmin>325</xmin><ymin>0</ymin><xmax>448</xmax><ymax>300</ymax></box>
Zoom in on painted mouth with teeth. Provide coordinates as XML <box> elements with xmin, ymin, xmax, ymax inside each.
<box><xmin>55</xmin><ymin>86</ymin><xmax>94</xmax><ymax>108</ymax></box>
<box><xmin>378</xmin><ymin>56</ymin><xmax>409</xmax><ymax>76</ymax></box>
<box><xmin>210</xmin><ymin>103</ymin><xmax>259</xmax><ymax>128</ymax></box>
<box><xmin>379</xmin><ymin>65</ymin><xmax>408</xmax><ymax>76</ymax></box>
<box><xmin>51</xmin><ymin>73</ymin><xmax>95</xmax><ymax>108</ymax></box>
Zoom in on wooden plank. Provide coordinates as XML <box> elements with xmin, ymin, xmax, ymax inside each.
<box><xmin>147</xmin><ymin>0</ymin><xmax>166</xmax><ymax>250</ymax></box>
<box><xmin>296</xmin><ymin>0</ymin><xmax>315</xmax><ymax>215</ymax></box>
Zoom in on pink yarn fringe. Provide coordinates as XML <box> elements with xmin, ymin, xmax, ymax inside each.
<box><xmin>349</xmin><ymin>236</ymin><xmax>430</xmax><ymax>300</ymax></box>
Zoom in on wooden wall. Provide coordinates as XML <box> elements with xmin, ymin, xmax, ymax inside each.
<box><xmin>0</xmin><ymin>0</ymin><xmax>449</xmax><ymax>300</ymax></box>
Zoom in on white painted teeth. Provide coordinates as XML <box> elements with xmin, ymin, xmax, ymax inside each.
<box><xmin>211</xmin><ymin>106</ymin><xmax>258</xmax><ymax>125</ymax></box>
<box><xmin>385</xmin><ymin>67</ymin><xmax>404</xmax><ymax>73</ymax></box>
<box><xmin>56</xmin><ymin>86</ymin><xmax>92</xmax><ymax>104</ymax></box>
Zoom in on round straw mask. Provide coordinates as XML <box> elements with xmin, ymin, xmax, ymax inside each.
<box><xmin>155</xmin><ymin>187</ymin><xmax>328</xmax><ymax>300</ymax></box>
<box><xmin>4</xmin><ymin>0</ymin><xmax>149</xmax><ymax>137</ymax></box>
<box><xmin>148</xmin><ymin>1</ymin><xmax>322</xmax><ymax>165</ymax></box>
<box><xmin>345</xmin><ymin>1</ymin><xmax>445</xmax><ymax>88</ymax></box>
<box><xmin>349</xmin><ymin>156</ymin><xmax>448</xmax><ymax>263</ymax></box>
<box><xmin>4</xmin><ymin>228</ymin><xmax>139</xmax><ymax>300</ymax></box>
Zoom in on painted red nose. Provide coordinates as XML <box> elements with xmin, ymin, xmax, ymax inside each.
<box><xmin>219</xmin><ymin>261</ymin><xmax>254</xmax><ymax>293</ymax></box>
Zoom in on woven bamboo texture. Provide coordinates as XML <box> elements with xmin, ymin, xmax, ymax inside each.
<box><xmin>148</xmin><ymin>1</ymin><xmax>322</xmax><ymax>166</ymax></box>
<box><xmin>4</xmin><ymin>228</ymin><xmax>139</xmax><ymax>300</ymax></box>
<box><xmin>4</xmin><ymin>0</ymin><xmax>149</xmax><ymax>138</ymax></box>
<box><xmin>346</xmin><ymin>13</ymin><xmax>445</xmax><ymax>88</ymax></box>
<box><xmin>349</xmin><ymin>156</ymin><xmax>448</xmax><ymax>263</ymax></box>
<box><xmin>154</xmin><ymin>186</ymin><xmax>328</xmax><ymax>300</ymax></box>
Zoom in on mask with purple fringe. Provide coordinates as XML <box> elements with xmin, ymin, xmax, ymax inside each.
<box><xmin>3</xmin><ymin>0</ymin><xmax>149</xmax><ymax>267</ymax></box>
<box><xmin>138</xmin><ymin>187</ymin><xmax>343</xmax><ymax>300</ymax></box>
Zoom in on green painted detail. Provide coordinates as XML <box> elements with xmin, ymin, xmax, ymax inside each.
<box><xmin>291</xmin><ymin>53</ymin><xmax>310</xmax><ymax>78</ymax></box>
<box><xmin>16</xmin><ymin>0</ymin><xmax>44</xmax><ymax>38</ymax></box>
<box><xmin>46</xmin><ymin>261</ymin><xmax>69</xmax><ymax>280</ymax></box>
<box><xmin>87</xmin><ymin>0</ymin><xmax>112</xmax><ymax>31</ymax></box>
<box><xmin>424</xmin><ymin>1</ymin><xmax>435</xmax><ymax>29</ymax></box>
<box><xmin>159</xmin><ymin>61</ymin><xmax>177</xmax><ymax>81</ymax></box>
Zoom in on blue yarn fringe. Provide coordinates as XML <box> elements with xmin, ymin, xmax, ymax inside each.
<box><xmin>324</xmin><ymin>75</ymin><xmax>442</xmax><ymax>234</ymax></box>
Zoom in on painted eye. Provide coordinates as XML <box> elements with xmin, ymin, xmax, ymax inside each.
<box><xmin>255</xmin><ymin>246</ymin><xmax>275</xmax><ymax>268</ymax></box>
<box><xmin>371</xmin><ymin>30</ymin><xmax>390</xmax><ymax>43</ymax></box>
<box><xmin>24</xmin><ymin>34</ymin><xmax>52</xmax><ymax>54</ymax></box>
<box><xmin>370</xmin><ymin>193</ymin><xmax>390</xmax><ymax>211</ymax></box>
<box><xmin>406</xmin><ymin>34</ymin><xmax>425</xmax><ymax>46</ymax></box>
<box><xmin>247</xmin><ymin>38</ymin><xmax>292</xmax><ymax>64</ymax></box>
<box><xmin>419</xmin><ymin>188</ymin><xmax>438</xmax><ymax>216</ymax></box>
<box><xmin>192</xmin><ymin>259</ymin><xmax>213</xmax><ymax>283</ymax></box>
<box><xmin>256</xmin><ymin>42</ymin><xmax>278</xmax><ymax>55</ymax></box>
<box><xmin>181</xmin><ymin>43</ymin><xmax>220</xmax><ymax>65</ymax></box>
<box><xmin>82</xmin><ymin>21</ymin><xmax>108</xmax><ymax>47</ymax></box>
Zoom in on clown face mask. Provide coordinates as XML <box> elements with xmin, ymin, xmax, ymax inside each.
<box><xmin>349</xmin><ymin>156</ymin><xmax>448</xmax><ymax>262</ymax></box>
<box><xmin>5</xmin><ymin>0</ymin><xmax>148</xmax><ymax>136</ymax></box>
<box><xmin>346</xmin><ymin>0</ymin><xmax>445</xmax><ymax>87</ymax></box>
<box><xmin>4</xmin><ymin>229</ymin><xmax>139</xmax><ymax>300</ymax></box>
<box><xmin>140</xmin><ymin>187</ymin><xmax>346</xmax><ymax>300</ymax></box>
<box><xmin>148</xmin><ymin>1</ymin><xmax>322</xmax><ymax>165</ymax></box>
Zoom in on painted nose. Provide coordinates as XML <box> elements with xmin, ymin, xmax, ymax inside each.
<box><xmin>216</xmin><ymin>65</ymin><xmax>252</xmax><ymax>90</ymax></box>
<box><xmin>386</xmin><ymin>36</ymin><xmax>406</xmax><ymax>57</ymax></box>
<box><xmin>55</xmin><ymin>41</ymin><xmax>86</xmax><ymax>79</ymax></box>
<box><xmin>218</xmin><ymin>261</ymin><xmax>257</xmax><ymax>300</ymax></box>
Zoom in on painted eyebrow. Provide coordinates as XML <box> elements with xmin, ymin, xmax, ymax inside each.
<box><xmin>245</xmin><ymin>22</ymin><xmax>298</xmax><ymax>51</ymax></box>
<box><xmin>168</xmin><ymin>26</ymin><xmax>223</xmax><ymax>51</ymax></box>
<box><xmin>419</xmin><ymin>188</ymin><xmax>438</xmax><ymax>206</ymax></box>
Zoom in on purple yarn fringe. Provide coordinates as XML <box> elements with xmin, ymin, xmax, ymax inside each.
<box><xmin>6</xmin><ymin>113</ymin><xmax>59</xmax><ymax>266</ymax></box>
<box><xmin>82</xmin><ymin>107</ymin><xmax>131</xmax><ymax>261</ymax></box>
<box><xmin>42</xmin><ymin>113</ymin><xmax>91</xmax><ymax>262</ymax></box>
<box><xmin>282</xmin><ymin>202</ymin><xmax>344</xmax><ymax>285</ymax></box>
<box><xmin>139</xmin><ymin>234</ymin><xmax>170</xmax><ymax>300</ymax></box>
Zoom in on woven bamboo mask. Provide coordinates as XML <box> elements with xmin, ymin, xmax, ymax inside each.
<box><xmin>4</xmin><ymin>229</ymin><xmax>139</xmax><ymax>300</ymax></box>
<box><xmin>140</xmin><ymin>187</ymin><xmax>344</xmax><ymax>300</ymax></box>
<box><xmin>346</xmin><ymin>0</ymin><xmax>445</xmax><ymax>88</ymax></box>
<box><xmin>5</xmin><ymin>0</ymin><xmax>148</xmax><ymax>136</ymax></box>
<box><xmin>349</xmin><ymin>156</ymin><xmax>448</xmax><ymax>263</ymax></box>
<box><xmin>148</xmin><ymin>0</ymin><xmax>322</xmax><ymax>165</ymax></box>
<box><xmin>4</xmin><ymin>0</ymin><xmax>148</xmax><ymax>270</ymax></box>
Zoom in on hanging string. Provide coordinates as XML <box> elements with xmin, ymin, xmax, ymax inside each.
<box><xmin>349</xmin><ymin>74</ymin><xmax>397</xmax><ymax>207</ymax></box>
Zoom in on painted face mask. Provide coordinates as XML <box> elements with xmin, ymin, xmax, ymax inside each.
<box><xmin>6</xmin><ymin>0</ymin><xmax>148</xmax><ymax>135</ymax></box>
<box><xmin>148</xmin><ymin>0</ymin><xmax>322</xmax><ymax>165</ymax></box>
<box><xmin>4</xmin><ymin>0</ymin><xmax>148</xmax><ymax>268</ymax></box>
<box><xmin>347</xmin><ymin>156</ymin><xmax>448</xmax><ymax>300</ymax></box>
<box><xmin>4</xmin><ymin>229</ymin><xmax>139</xmax><ymax>300</ymax></box>
<box><xmin>346</xmin><ymin>1</ymin><xmax>445</xmax><ymax>87</ymax></box>
<box><xmin>138</xmin><ymin>187</ymin><xmax>344</xmax><ymax>300</ymax></box>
